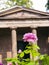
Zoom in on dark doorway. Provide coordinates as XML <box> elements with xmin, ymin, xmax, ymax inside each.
<box><xmin>17</xmin><ymin>27</ymin><xmax>31</xmax><ymax>58</ymax></box>
<box><xmin>17</xmin><ymin>41</ymin><xmax>29</xmax><ymax>58</ymax></box>
<box><xmin>37</xmin><ymin>27</ymin><xmax>49</xmax><ymax>55</ymax></box>
<box><xmin>17</xmin><ymin>41</ymin><xmax>27</xmax><ymax>51</ymax></box>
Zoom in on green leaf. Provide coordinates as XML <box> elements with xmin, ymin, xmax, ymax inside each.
<box><xmin>11</xmin><ymin>58</ymin><xmax>17</xmax><ymax>62</ymax></box>
<box><xmin>24</xmin><ymin>50</ymin><xmax>30</xmax><ymax>54</ymax></box>
<box><xmin>33</xmin><ymin>44</ymin><xmax>40</xmax><ymax>50</ymax></box>
<box><xmin>26</xmin><ymin>45</ymin><xmax>31</xmax><ymax>49</ymax></box>
<box><xmin>26</xmin><ymin>62</ymin><xmax>35</xmax><ymax>65</ymax></box>
<box><xmin>6</xmin><ymin>58</ymin><xmax>12</xmax><ymax>61</ymax></box>
<box><xmin>39</xmin><ymin>55</ymin><xmax>45</xmax><ymax>60</ymax></box>
<box><xmin>25</xmin><ymin>58</ymin><xmax>30</xmax><ymax>61</ymax></box>
<box><xmin>32</xmin><ymin>50</ymin><xmax>40</xmax><ymax>57</ymax></box>
<box><xmin>20</xmin><ymin>52</ymin><xmax>24</xmax><ymax>58</ymax></box>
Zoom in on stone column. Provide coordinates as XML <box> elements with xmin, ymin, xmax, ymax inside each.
<box><xmin>0</xmin><ymin>54</ymin><xmax>2</xmax><ymax>63</ymax></box>
<box><xmin>32</xmin><ymin>28</ymin><xmax>37</xmax><ymax>44</ymax></box>
<box><xmin>30</xmin><ymin>27</ymin><xmax>38</xmax><ymax>60</ymax></box>
<box><xmin>11</xmin><ymin>27</ymin><xmax>17</xmax><ymax>58</ymax></box>
<box><xmin>32</xmin><ymin>28</ymin><xmax>37</xmax><ymax>36</ymax></box>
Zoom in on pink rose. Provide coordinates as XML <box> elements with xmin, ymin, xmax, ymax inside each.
<box><xmin>23</xmin><ymin>33</ymin><xmax>38</xmax><ymax>43</ymax></box>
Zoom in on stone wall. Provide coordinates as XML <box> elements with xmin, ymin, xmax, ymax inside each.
<box><xmin>0</xmin><ymin>28</ymin><xmax>12</xmax><ymax>65</ymax></box>
<box><xmin>38</xmin><ymin>27</ymin><xmax>49</xmax><ymax>54</ymax></box>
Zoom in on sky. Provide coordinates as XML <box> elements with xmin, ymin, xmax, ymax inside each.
<box><xmin>32</xmin><ymin>0</ymin><xmax>47</xmax><ymax>12</ymax></box>
<box><xmin>0</xmin><ymin>0</ymin><xmax>48</xmax><ymax>12</ymax></box>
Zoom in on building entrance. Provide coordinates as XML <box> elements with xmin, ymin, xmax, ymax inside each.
<box><xmin>17</xmin><ymin>27</ymin><xmax>31</xmax><ymax>58</ymax></box>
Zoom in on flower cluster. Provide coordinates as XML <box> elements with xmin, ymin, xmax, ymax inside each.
<box><xmin>0</xmin><ymin>62</ymin><xmax>3</xmax><ymax>65</ymax></box>
<box><xmin>23</xmin><ymin>33</ymin><xmax>38</xmax><ymax>43</ymax></box>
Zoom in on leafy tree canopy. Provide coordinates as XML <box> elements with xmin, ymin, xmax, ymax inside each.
<box><xmin>6</xmin><ymin>0</ymin><xmax>33</xmax><ymax>8</ymax></box>
<box><xmin>46</xmin><ymin>0</ymin><xmax>49</xmax><ymax>10</ymax></box>
<box><xmin>0</xmin><ymin>0</ymin><xmax>33</xmax><ymax>11</ymax></box>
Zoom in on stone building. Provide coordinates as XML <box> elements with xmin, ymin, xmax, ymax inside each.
<box><xmin>0</xmin><ymin>6</ymin><xmax>49</xmax><ymax>64</ymax></box>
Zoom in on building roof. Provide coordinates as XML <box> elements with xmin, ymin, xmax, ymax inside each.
<box><xmin>0</xmin><ymin>6</ymin><xmax>49</xmax><ymax>19</ymax></box>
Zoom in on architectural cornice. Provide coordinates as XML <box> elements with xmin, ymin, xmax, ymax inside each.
<box><xmin>0</xmin><ymin>6</ymin><xmax>49</xmax><ymax>17</ymax></box>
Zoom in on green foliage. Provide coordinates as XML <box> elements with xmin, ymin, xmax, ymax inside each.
<box><xmin>26</xmin><ymin>62</ymin><xmax>35</xmax><ymax>65</ymax></box>
<box><xmin>19</xmin><ymin>52</ymin><xmax>24</xmax><ymax>58</ymax></box>
<box><xmin>39</xmin><ymin>55</ymin><xmax>44</xmax><ymax>60</ymax></box>
<box><xmin>46</xmin><ymin>0</ymin><xmax>49</xmax><ymax>10</ymax></box>
<box><xmin>41</xmin><ymin>54</ymin><xmax>49</xmax><ymax>65</ymax></box>
<box><xmin>6</xmin><ymin>0</ymin><xmax>33</xmax><ymax>8</ymax></box>
<box><xmin>6</xmin><ymin>43</ymin><xmax>49</xmax><ymax>65</ymax></box>
<box><xmin>6</xmin><ymin>58</ymin><xmax>17</xmax><ymax>63</ymax></box>
<box><xmin>5</xmin><ymin>32</ymin><xmax>49</xmax><ymax>65</ymax></box>
<box><xmin>5</xmin><ymin>0</ymin><xmax>16</xmax><ymax>7</ymax></box>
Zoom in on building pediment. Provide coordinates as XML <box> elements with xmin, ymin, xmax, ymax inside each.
<box><xmin>0</xmin><ymin>6</ymin><xmax>49</xmax><ymax>19</ymax></box>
